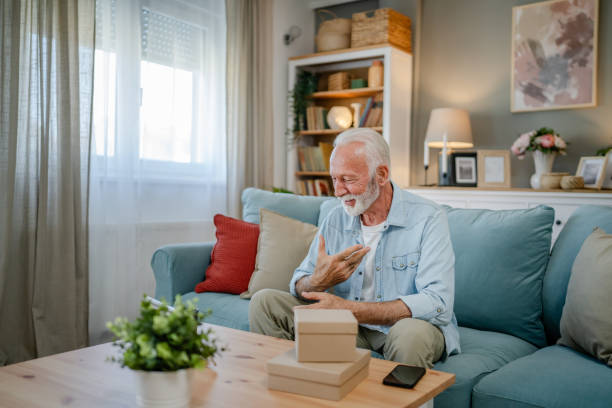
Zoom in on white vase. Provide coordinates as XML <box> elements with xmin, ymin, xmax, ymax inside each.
<box><xmin>530</xmin><ymin>151</ymin><xmax>556</xmax><ymax>189</ymax></box>
<box><xmin>134</xmin><ymin>369</ymin><xmax>194</xmax><ymax>408</ymax></box>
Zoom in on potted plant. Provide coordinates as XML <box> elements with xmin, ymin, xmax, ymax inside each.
<box><xmin>510</xmin><ymin>127</ymin><xmax>568</xmax><ymax>189</ymax></box>
<box><xmin>288</xmin><ymin>69</ymin><xmax>318</xmax><ymax>143</ymax></box>
<box><xmin>107</xmin><ymin>295</ymin><xmax>222</xmax><ymax>408</ymax></box>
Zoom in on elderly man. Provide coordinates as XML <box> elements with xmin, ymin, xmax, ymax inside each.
<box><xmin>249</xmin><ymin>128</ymin><xmax>460</xmax><ymax>368</ymax></box>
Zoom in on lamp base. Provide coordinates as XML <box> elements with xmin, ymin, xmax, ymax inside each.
<box><xmin>438</xmin><ymin>154</ymin><xmax>452</xmax><ymax>186</ymax></box>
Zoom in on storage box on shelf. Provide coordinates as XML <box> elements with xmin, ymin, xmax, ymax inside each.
<box><xmin>287</xmin><ymin>45</ymin><xmax>412</xmax><ymax>196</ymax></box>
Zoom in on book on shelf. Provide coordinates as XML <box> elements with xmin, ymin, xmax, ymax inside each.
<box><xmin>364</xmin><ymin>93</ymin><xmax>383</xmax><ymax>127</ymax></box>
<box><xmin>306</xmin><ymin>106</ymin><xmax>329</xmax><ymax>130</ymax></box>
<box><xmin>296</xmin><ymin>178</ymin><xmax>332</xmax><ymax>196</ymax></box>
<box><xmin>318</xmin><ymin>142</ymin><xmax>333</xmax><ymax>171</ymax></box>
<box><xmin>297</xmin><ymin>145</ymin><xmax>328</xmax><ymax>172</ymax></box>
<box><xmin>314</xmin><ymin>179</ymin><xmax>331</xmax><ymax>196</ymax></box>
<box><xmin>359</xmin><ymin>97</ymin><xmax>373</xmax><ymax>127</ymax></box>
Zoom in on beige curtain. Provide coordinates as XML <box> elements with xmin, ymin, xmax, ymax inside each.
<box><xmin>0</xmin><ymin>0</ymin><xmax>94</xmax><ymax>364</ymax></box>
<box><xmin>226</xmin><ymin>0</ymin><xmax>275</xmax><ymax>217</ymax></box>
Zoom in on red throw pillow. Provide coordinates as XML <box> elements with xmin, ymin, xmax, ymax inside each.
<box><xmin>195</xmin><ymin>214</ymin><xmax>260</xmax><ymax>295</ymax></box>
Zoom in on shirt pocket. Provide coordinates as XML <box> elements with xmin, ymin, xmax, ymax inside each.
<box><xmin>391</xmin><ymin>252</ymin><xmax>419</xmax><ymax>292</ymax></box>
<box><xmin>392</xmin><ymin>252</ymin><xmax>419</xmax><ymax>270</ymax></box>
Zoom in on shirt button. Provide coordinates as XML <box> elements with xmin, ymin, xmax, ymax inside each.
<box><xmin>355</xmin><ymin>297</ymin><xmax>359</xmax><ymax>300</ymax></box>
<box><xmin>376</xmin><ymin>266</ymin><xmax>381</xmax><ymax>271</ymax></box>
<box><xmin>409</xmin><ymin>261</ymin><xmax>415</xmax><ymax>266</ymax></box>
<box><xmin>400</xmin><ymin>264</ymin><xmax>405</xmax><ymax>268</ymax></box>
<box><xmin>437</xmin><ymin>308</ymin><xmax>441</xmax><ymax>313</ymax></box>
<box><xmin>358</xmin><ymin>271</ymin><xmax>363</xmax><ymax>275</ymax></box>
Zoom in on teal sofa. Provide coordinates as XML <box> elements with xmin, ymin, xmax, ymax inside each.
<box><xmin>152</xmin><ymin>188</ymin><xmax>612</xmax><ymax>408</ymax></box>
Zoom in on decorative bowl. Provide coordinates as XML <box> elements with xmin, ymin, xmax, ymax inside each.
<box><xmin>540</xmin><ymin>172</ymin><xmax>569</xmax><ymax>190</ymax></box>
<box><xmin>560</xmin><ymin>176</ymin><xmax>585</xmax><ymax>190</ymax></box>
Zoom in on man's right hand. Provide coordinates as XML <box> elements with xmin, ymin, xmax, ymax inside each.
<box><xmin>303</xmin><ymin>235</ymin><xmax>370</xmax><ymax>293</ymax></box>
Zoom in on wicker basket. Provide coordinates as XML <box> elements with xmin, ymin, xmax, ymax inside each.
<box><xmin>351</xmin><ymin>8</ymin><xmax>411</xmax><ymax>53</ymax></box>
<box><xmin>316</xmin><ymin>10</ymin><xmax>351</xmax><ymax>52</ymax></box>
<box><xmin>328</xmin><ymin>72</ymin><xmax>350</xmax><ymax>91</ymax></box>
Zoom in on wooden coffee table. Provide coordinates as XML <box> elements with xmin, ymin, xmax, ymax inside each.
<box><xmin>0</xmin><ymin>324</ymin><xmax>454</xmax><ymax>407</ymax></box>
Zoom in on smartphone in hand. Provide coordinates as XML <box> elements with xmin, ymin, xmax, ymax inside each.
<box><xmin>382</xmin><ymin>364</ymin><xmax>426</xmax><ymax>389</ymax></box>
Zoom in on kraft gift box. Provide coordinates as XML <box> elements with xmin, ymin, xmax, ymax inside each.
<box><xmin>294</xmin><ymin>309</ymin><xmax>358</xmax><ymax>362</ymax></box>
<box><xmin>266</xmin><ymin>347</ymin><xmax>370</xmax><ymax>401</ymax></box>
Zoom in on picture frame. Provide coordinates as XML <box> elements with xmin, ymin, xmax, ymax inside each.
<box><xmin>600</xmin><ymin>152</ymin><xmax>612</xmax><ymax>189</ymax></box>
<box><xmin>450</xmin><ymin>152</ymin><xmax>477</xmax><ymax>187</ymax></box>
<box><xmin>477</xmin><ymin>150</ymin><xmax>511</xmax><ymax>188</ymax></box>
<box><xmin>576</xmin><ymin>155</ymin><xmax>609</xmax><ymax>189</ymax></box>
<box><xmin>511</xmin><ymin>0</ymin><xmax>599</xmax><ymax>112</ymax></box>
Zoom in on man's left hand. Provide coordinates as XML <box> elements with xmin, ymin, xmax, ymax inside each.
<box><xmin>295</xmin><ymin>292</ymin><xmax>351</xmax><ymax>310</ymax></box>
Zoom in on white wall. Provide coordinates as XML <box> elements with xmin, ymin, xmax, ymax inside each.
<box><xmin>272</xmin><ymin>0</ymin><xmax>315</xmax><ymax>188</ymax></box>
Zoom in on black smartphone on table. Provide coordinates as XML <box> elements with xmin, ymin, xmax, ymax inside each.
<box><xmin>382</xmin><ymin>364</ymin><xmax>426</xmax><ymax>389</ymax></box>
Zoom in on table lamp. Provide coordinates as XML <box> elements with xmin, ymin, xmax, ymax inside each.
<box><xmin>424</xmin><ymin>108</ymin><xmax>473</xmax><ymax>186</ymax></box>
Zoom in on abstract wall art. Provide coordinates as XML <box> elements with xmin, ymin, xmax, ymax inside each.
<box><xmin>511</xmin><ymin>0</ymin><xmax>598</xmax><ymax>112</ymax></box>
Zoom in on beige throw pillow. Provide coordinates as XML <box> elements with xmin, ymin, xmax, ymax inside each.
<box><xmin>558</xmin><ymin>227</ymin><xmax>612</xmax><ymax>366</ymax></box>
<box><xmin>240</xmin><ymin>208</ymin><xmax>318</xmax><ymax>299</ymax></box>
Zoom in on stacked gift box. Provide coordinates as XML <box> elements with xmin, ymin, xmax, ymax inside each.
<box><xmin>266</xmin><ymin>309</ymin><xmax>370</xmax><ymax>401</ymax></box>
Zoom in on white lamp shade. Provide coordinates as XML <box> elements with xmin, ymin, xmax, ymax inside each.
<box><xmin>425</xmin><ymin>108</ymin><xmax>473</xmax><ymax>149</ymax></box>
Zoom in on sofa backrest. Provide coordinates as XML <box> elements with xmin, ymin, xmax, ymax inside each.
<box><xmin>542</xmin><ymin>205</ymin><xmax>612</xmax><ymax>345</ymax></box>
<box><xmin>241</xmin><ymin>188</ymin><xmax>332</xmax><ymax>225</ymax></box>
<box><xmin>445</xmin><ymin>205</ymin><xmax>553</xmax><ymax>348</ymax></box>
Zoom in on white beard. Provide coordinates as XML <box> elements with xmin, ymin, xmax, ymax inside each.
<box><xmin>339</xmin><ymin>177</ymin><xmax>380</xmax><ymax>217</ymax></box>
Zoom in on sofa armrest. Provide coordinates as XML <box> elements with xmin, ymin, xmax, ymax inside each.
<box><xmin>151</xmin><ymin>242</ymin><xmax>214</xmax><ymax>302</ymax></box>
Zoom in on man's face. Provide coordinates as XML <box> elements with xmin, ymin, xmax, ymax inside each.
<box><xmin>330</xmin><ymin>143</ymin><xmax>380</xmax><ymax>217</ymax></box>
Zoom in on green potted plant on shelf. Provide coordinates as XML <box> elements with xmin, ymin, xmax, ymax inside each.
<box><xmin>107</xmin><ymin>295</ymin><xmax>222</xmax><ymax>408</ymax></box>
<box><xmin>288</xmin><ymin>70</ymin><xmax>318</xmax><ymax>143</ymax></box>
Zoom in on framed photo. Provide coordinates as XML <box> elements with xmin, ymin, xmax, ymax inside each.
<box><xmin>477</xmin><ymin>150</ymin><xmax>511</xmax><ymax>188</ymax></box>
<box><xmin>450</xmin><ymin>152</ymin><xmax>477</xmax><ymax>187</ymax></box>
<box><xmin>599</xmin><ymin>152</ymin><xmax>612</xmax><ymax>189</ymax></box>
<box><xmin>511</xmin><ymin>0</ymin><xmax>599</xmax><ymax>112</ymax></box>
<box><xmin>576</xmin><ymin>155</ymin><xmax>608</xmax><ymax>189</ymax></box>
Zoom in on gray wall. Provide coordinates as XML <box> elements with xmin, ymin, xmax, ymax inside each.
<box><xmin>306</xmin><ymin>0</ymin><xmax>612</xmax><ymax>187</ymax></box>
<box><xmin>413</xmin><ymin>0</ymin><xmax>612</xmax><ymax>187</ymax></box>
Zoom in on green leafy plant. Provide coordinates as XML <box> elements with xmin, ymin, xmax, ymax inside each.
<box><xmin>288</xmin><ymin>70</ymin><xmax>318</xmax><ymax>141</ymax></box>
<box><xmin>107</xmin><ymin>295</ymin><xmax>222</xmax><ymax>371</ymax></box>
<box><xmin>596</xmin><ymin>146</ymin><xmax>612</xmax><ymax>156</ymax></box>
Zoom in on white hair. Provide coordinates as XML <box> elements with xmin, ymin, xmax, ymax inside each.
<box><xmin>332</xmin><ymin>128</ymin><xmax>390</xmax><ymax>176</ymax></box>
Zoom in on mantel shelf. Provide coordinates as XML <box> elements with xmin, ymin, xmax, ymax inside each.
<box><xmin>310</xmin><ymin>87</ymin><xmax>384</xmax><ymax>99</ymax></box>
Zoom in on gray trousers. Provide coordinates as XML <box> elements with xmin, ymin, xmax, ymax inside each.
<box><xmin>248</xmin><ymin>288</ymin><xmax>445</xmax><ymax>368</ymax></box>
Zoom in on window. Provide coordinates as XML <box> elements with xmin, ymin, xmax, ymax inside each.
<box><xmin>92</xmin><ymin>0</ymin><xmax>224</xmax><ymax>180</ymax></box>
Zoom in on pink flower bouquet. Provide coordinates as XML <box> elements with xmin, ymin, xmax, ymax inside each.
<box><xmin>510</xmin><ymin>127</ymin><xmax>567</xmax><ymax>160</ymax></box>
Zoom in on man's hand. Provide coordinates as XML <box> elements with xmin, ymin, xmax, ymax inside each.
<box><xmin>294</xmin><ymin>292</ymin><xmax>350</xmax><ymax>310</ymax></box>
<box><xmin>308</xmin><ymin>235</ymin><xmax>370</xmax><ymax>291</ymax></box>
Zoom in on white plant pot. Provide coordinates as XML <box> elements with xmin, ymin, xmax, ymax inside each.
<box><xmin>134</xmin><ymin>369</ymin><xmax>194</xmax><ymax>408</ymax></box>
<box><xmin>530</xmin><ymin>150</ymin><xmax>556</xmax><ymax>189</ymax></box>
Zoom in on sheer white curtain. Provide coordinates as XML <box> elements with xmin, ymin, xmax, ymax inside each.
<box><xmin>89</xmin><ymin>0</ymin><xmax>227</xmax><ymax>344</ymax></box>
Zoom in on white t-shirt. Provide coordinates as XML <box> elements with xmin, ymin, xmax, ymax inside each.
<box><xmin>360</xmin><ymin>221</ymin><xmax>385</xmax><ymax>302</ymax></box>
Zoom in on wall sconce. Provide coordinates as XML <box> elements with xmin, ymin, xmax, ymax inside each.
<box><xmin>284</xmin><ymin>26</ymin><xmax>302</xmax><ymax>45</ymax></box>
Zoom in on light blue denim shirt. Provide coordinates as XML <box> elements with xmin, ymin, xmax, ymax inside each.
<box><xmin>289</xmin><ymin>182</ymin><xmax>460</xmax><ymax>357</ymax></box>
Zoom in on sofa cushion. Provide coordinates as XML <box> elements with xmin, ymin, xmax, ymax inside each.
<box><xmin>241</xmin><ymin>188</ymin><xmax>331</xmax><ymax>225</ymax></box>
<box><xmin>445</xmin><ymin>206</ymin><xmax>553</xmax><ymax>347</ymax></box>
<box><xmin>543</xmin><ymin>205</ymin><xmax>612</xmax><ymax>344</ymax></box>
<box><xmin>433</xmin><ymin>326</ymin><xmax>538</xmax><ymax>408</ymax></box>
<box><xmin>183</xmin><ymin>291</ymin><xmax>250</xmax><ymax>331</ymax></box>
<box><xmin>473</xmin><ymin>345</ymin><xmax>612</xmax><ymax>408</ymax></box>
<box><xmin>240</xmin><ymin>209</ymin><xmax>318</xmax><ymax>299</ymax></box>
<box><xmin>195</xmin><ymin>214</ymin><xmax>259</xmax><ymax>295</ymax></box>
<box><xmin>558</xmin><ymin>227</ymin><xmax>612</xmax><ymax>366</ymax></box>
